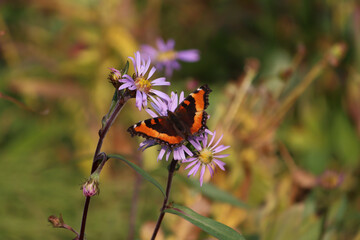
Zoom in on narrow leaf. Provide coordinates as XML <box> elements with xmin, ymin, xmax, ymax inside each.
<box><xmin>122</xmin><ymin>61</ymin><xmax>130</xmax><ymax>75</ymax></box>
<box><xmin>165</xmin><ymin>203</ymin><xmax>246</xmax><ymax>240</ymax></box>
<box><xmin>181</xmin><ymin>176</ymin><xmax>248</xmax><ymax>208</ymax></box>
<box><xmin>108</xmin><ymin>154</ymin><xmax>165</xmax><ymax>197</ymax></box>
<box><xmin>108</xmin><ymin>89</ymin><xmax>119</xmax><ymax>114</ymax></box>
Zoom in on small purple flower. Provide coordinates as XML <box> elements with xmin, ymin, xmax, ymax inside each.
<box><xmin>183</xmin><ymin>131</ymin><xmax>229</xmax><ymax>186</ymax></box>
<box><xmin>119</xmin><ymin>51</ymin><xmax>170</xmax><ymax>111</ymax></box>
<box><xmin>138</xmin><ymin>92</ymin><xmax>193</xmax><ymax>161</ymax></box>
<box><xmin>317</xmin><ymin>170</ymin><xmax>344</xmax><ymax>189</ymax></box>
<box><xmin>141</xmin><ymin>38</ymin><xmax>200</xmax><ymax>77</ymax></box>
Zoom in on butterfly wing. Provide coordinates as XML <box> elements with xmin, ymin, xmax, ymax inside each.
<box><xmin>174</xmin><ymin>85</ymin><xmax>212</xmax><ymax>135</ymax></box>
<box><xmin>128</xmin><ymin>116</ymin><xmax>185</xmax><ymax>147</ymax></box>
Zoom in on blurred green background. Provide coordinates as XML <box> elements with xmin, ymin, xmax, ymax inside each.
<box><xmin>1</xmin><ymin>0</ymin><xmax>360</xmax><ymax>239</ymax></box>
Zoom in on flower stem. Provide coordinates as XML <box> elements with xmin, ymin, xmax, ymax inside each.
<box><xmin>151</xmin><ymin>159</ymin><xmax>178</xmax><ymax>240</ymax></box>
<box><xmin>79</xmin><ymin>92</ymin><xmax>131</xmax><ymax>240</ymax></box>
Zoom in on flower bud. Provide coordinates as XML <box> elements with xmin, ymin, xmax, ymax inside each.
<box><xmin>108</xmin><ymin>68</ymin><xmax>122</xmax><ymax>88</ymax></box>
<box><xmin>81</xmin><ymin>175</ymin><xmax>99</xmax><ymax>197</ymax></box>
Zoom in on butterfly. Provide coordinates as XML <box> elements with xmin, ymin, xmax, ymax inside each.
<box><xmin>128</xmin><ymin>85</ymin><xmax>212</xmax><ymax>148</ymax></box>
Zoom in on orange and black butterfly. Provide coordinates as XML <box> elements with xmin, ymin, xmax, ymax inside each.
<box><xmin>128</xmin><ymin>85</ymin><xmax>212</xmax><ymax>148</ymax></box>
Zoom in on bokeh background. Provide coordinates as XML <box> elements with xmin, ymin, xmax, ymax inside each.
<box><xmin>1</xmin><ymin>0</ymin><xmax>360</xmax><ymax>239</ymax></box>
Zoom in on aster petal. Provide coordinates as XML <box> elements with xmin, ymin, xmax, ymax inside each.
<box><xmin>156</xmin><ymin>62</ymin><xmax>164</xmax><ymax>71</ymax></box>
<box><xmin>156</xmin><ymin>38</ymin><xmax>167</xmax><ymax>51</ymax></box>
<box><xmin>141</xmin><ymin>45</ymin><xmax>158</xmax><ymax>59</ymax></box>
<box><xmin>143</xmin><ymin>57</ymin><xmax>151</xmax><ymax>76</ymax></box>
<box><xmin>193</xmin><ymin>163</ymin><xmax>201</xmax><ymax>176</ymax></box>
<box><xmin>183</xmin><ymin>145</ymin><xmax>193</xmax><ymax>157</ymax></box>
<box><xmin>151</xmin><ymin>77</ymin><xmax>169</xmax><ymax>86</ymax></box>
<box><xmin>202</xmin><ymin>133</ymin><xmax>208</xmax><ymax>148</ymax></box>
<box><xmin>213</xmin><ymin>145</ymin><xmax>230</xmax><ymax>153</ymax></box>
<box><xmin>165</xmin><ymin>150</ymin><xmax>171</xmax><ymax>161</ymax></box>
<box><xmin>128</xmin><ymin>57</ymin><xmax>136</xmax><ymax>74</ymax></box>
<box><xmin>150</xmin><ymin>89</ymin><xmax>170</xmax><ymax>102</ymax></box>
<box><xmin>188</xmin><ymin>162</ymin><xmax>201</xmax><ymax>176</ymax></box>
<box><xmin>151</xmin><ymin>96</ymin><xmax>169</xmax><ymax>116</ymax></box>
<box><xmin>183</xmin><ymin>157</ymin><xmax>197</xmax><ymax>163</ymax></box>
<box><xmin>128</xmin><ymin>85</ymin><xmax>137</xmax><ymax>90</ymax></box>
<box><xmin>166</xmin><ymin>39</ymin><xmax>175</xmax><ymax>50</ymax></box>
<box><xmin>147</xmin><ymin>66</ymin><xmax>157</xmax><ymax>79</ymax></box>
<box><xmin>179</xmin><ymin>91</ymin><xmax>185</xmax><ymax>103</ymax></box>
<box><xmin>213</xmin><ymin>154</ymin><xmax>230</xmax><ymax>159</ymax></box>
<box><xmin>173</xmin><ymin>149</ymin><xmax>180</xmax><ymax>160</ymax></box>
<box><xmin>172</xmin><ymin>91</ymin><xmax>178</xmax><ymax>107</ymax></box>
<box><xmin>177</xmin><ymin>49</ymin><xmax>200</xmax><ymax>62</ymax></box>
<box><xmin>189</xmin><ymin>139</ymin><xmax>202</xmax><ymax>151</ymax></box>
<box><xmin>205</xmin><ymin>129</ymin><xmax>213</xmax><ymax>135</ymax></box>
<box><xmin>118</xmin><ymin>82</ymin><xmax>133</xmax><ymax>90</ymax></box>
<box><xmin>157</xmin><ymin>148</ymin><xmax>166</xmax><ymax>161</ymax></box>
<box><xmin>179</xmin><ymin>148</ymin><xmax>186</xmax><ymax>160</ymax></box>
<box><xmin>145</xmin><ymin>108</ymin><xmax>158</xmax><ymax>118</ymax></box>
<box><xmin>149</xmin><ymin>96</ymin><xmax>163</xmax><ymax>114</ymax></box>
<box><xmin>138</xmin><ymin>140</ymin><xmax>157</xmax><ymax>151</ymax></box>
<box><xmin>207</xmin><ymin>164</ymin><xmax>214</xmax><ymax>177</ymax></box>
<box><xmin>119</xmin><ymin>74</ymin><xmax>134</xmax><ymax>83</ymax></box>
<box><xmin>165</xmin><ymin>64</ymin><xmax>174</xmax><ymax>77</ymax></box>
<box><xmin>210</xmin><ymin>134</ymin><xmax>224</xmax><ymax>150</ymax></box>
<box><xmin>213</xmin><ymin>159</ymin><xmax>226</xmax><ymax>170</ymax></box>
<box><xmin>142</xmin><ymin>90</ymin><xmax>148</xmax><ymax>107</ymax></box>
<box><xmin>135</xmin><ymin>90</ymin><xmax>142</xmax><ymax>111</ymax></box>
<box><xmin>169</xmin><ymin>92</ymin><xmax>178</xmax><ymax>111</ymax></box>
<box><xmin>170</xmin><ymin>60</ymin><xmax>181</xmax><ymax>70</ymax></box>
<box><xmin>184</xmin><ymin>160</ymin><xmax>198</xmax><ymax>170</ymax></box>
<box><xmin>207</xmin><ymin>130</ymin><xmax>217</xmax><ymax>147</ymax></box>
<box><xmin>135</xmin><ymin>52</ymin><xmax>141</xmax><ymax>76</ymax></box>
<box><xmin>199</xmin><ymin>165</ymin><xmax>206</xmax><ymax>186</ymax></box>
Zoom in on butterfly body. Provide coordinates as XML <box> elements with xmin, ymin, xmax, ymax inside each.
<box><xmin>128</xmin><ymin>85</ymin><xmax>212</xmax><ymax>148</ymax></box>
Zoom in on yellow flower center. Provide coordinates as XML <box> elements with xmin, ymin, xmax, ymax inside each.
<box><xmin>157</xmin><ymin>50</ymin><xmax>177</xmax><ymax>62</ymax></box>
<box><xmin>135</xmin><ymin>77</ymin><xmax>152</xmax><ymax>93</ymax></box>
<box><xmin>198</xmin><ymin>148</ymin><xmax>214</xmax><ymax>164</ymax></box>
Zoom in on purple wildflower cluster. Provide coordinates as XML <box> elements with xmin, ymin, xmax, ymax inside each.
<box><xmin>111</xmin><ymin>41</ymin><xmax>228</xmax><ymax>186</ymax></box>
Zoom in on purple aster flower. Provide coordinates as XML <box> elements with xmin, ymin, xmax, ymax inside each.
<box><xmin>183</xmin><ymin>131</ymin><xmax>229</xmax><ymax>186</ymax></box>
<box><xmin>317</xmin><ymin>170</ymin><xmax>344</xmax><ymax>189</ymax></box>
<box><xmin>138</xmin><ymin>91</ymin><xmax>193</xmax><ymax>161</ymax></box>
<box><xmin>119</xmin><ymin>51</ymin><xmax>170</xmax><ymax>111</ymax></box>
<box><xmin>141</xmin><ymin>38</ymin><xmax>200</xmax><ymax>77</ymax></box>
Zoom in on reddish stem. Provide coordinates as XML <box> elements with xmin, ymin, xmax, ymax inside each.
<box><xmin>151</xmin><ymin>159</ymin><xmax>178</xmax><ymax>240</ymax></box>
<box><xmin>79</xmin><ymin>92</ymin><xmax>130</xmax><ymax>240</ymax></box>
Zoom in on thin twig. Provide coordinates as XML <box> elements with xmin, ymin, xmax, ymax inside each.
<box><xmin>151</xmin><ymin>159</ymin><xmax>178</xmax><ymax>240</ymax></box>
<box><xmin>0</xmin><ymin>91</ymin><xmax>49</xmax><ymax>115</ymax></box>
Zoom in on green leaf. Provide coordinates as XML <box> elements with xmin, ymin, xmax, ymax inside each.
<box><xmin>108</xmin><ymin>89</ymin><xmax>119</xmax><ymax>114</ymax></box>
<box><xmin>181</xmin><ymin>176</ymin><xmax>248</xmax><ymax>209</ymax></box>
<box><xmin>165</xmin><ymin>203</ymin><xmax>246</xmax><ymax>240</ymax></box>
<box><xmin>122</xmin><ymin>61</ymin><xmax>130</xmax><ymax>75</ymax></box>
<box><xmin>108</xmin><ymin>154</ymin><xmax>166</xmax><ymax>197</ymax></box>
